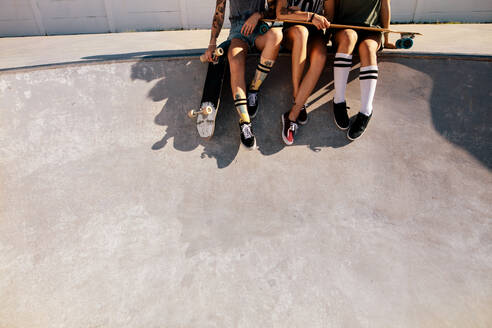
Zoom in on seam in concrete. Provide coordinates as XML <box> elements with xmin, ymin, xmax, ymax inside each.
<box><xmin>412</xmin><ymin>0</ymin><xmax>420</xmax><ymax>22</ymax></box>
<box><xmin>29</xmin><ymin>0</ymin><xmax>46</xmax><ymax>36</ymax></box>
<box><xmin>178</xmin><ymin>0</ymin><xmax>190</xmax><ymax>29</ymax></box>
<box><xmin>1</xmin><ymin>52</ymin><xmax>491</xmax><ymax>75</ymax></box>
<box><xmin>103</xmin><ymin>0</ymin><xmax>116</xmax><ymax>33</ymax></box>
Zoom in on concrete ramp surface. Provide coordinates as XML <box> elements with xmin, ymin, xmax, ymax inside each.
<box><xmin>0</xmin><ymin>53</ymin><xmax>491</xmax><ymax>327</ymax></box>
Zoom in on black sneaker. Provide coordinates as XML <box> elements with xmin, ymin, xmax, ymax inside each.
<box><xmin>281</xmin><ymin>112</ymin><xmax>298</xmax><ymax>146</ymax></box>
<box><xmin>239</xmin><ymin>122</ymin><xmax>256</xmax><ymax>148</ymax></box>
<box><xmin>347</xmin><ymin>112</ymin><xmax>372</xmax><ymax>141</ymax></box>
<box><xmin>333</xmin><ymin>101</ymin><xmax>350</xmax><ymax>130</ymax></box>
<box><xmin>247</xmin><ymin>90</ymin><xmax>259</xmax><ymax>118</ymax></box>
<box><xmin>297</xmin><ymin>104</ymin><xmax>308</xmax><ymax>125</ymax></box>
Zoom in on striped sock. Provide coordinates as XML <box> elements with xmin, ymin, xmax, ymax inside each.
<box><xmin>334</xmin><ymin>53</ymin><xmax>353</xmax><ymax>104</ymax></box>
<box><xmin>359</xmin><ymin>65</ymin><xmax>379</xmax><ymax>116</ymax></box>
<box><xmin>234</xmin><ymin>97</ymin><xmax>250</xmax><ymax>123</ymax></box>
<box><xmin>249</xmin><ymin>57</ymin><xmax>275</xmax><ymax>91</ymax></box>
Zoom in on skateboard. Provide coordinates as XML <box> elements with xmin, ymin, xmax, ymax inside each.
<box><xmin>260</xmin><ymin>19</ymin><xmax>422</xmax><ymax>49</ymax></box>
<box><xmin>189</xmin><ymin>40</ymin><xmax>231</xmax><ymax>139</ymax></box>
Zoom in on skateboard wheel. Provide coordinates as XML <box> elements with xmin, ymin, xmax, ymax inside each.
<box><xmin>396</xmin><ymin>38</ymin><xmax>413</xmax><ymax>49</ymax></box>
<box><xmin>259</xmin><ymin>22</ymin><xmax>269</xmax><ymax>35</ymax></box>
<box><xmin>188</xmin><ymin>110</ymin><xmax>197</xmax><ymax>118</ymax></box>
<box><xmin>204</xmin><ymin>106</ymin><xmax>213</xmax><ymax>115</ymax></box>
<box><xmin>216</xmin><ymin>47</ymin><xmax>224</xmax><ymax>56</ymax></box>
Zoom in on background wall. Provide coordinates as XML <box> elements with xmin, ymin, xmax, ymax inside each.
<box><xmin>1</xmin><ymin>0</ymin><xmax>491</xmax><ymax>37</ymax></box>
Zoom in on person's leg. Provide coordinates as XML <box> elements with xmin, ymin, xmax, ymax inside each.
<box><xmin>288</xmin><ymin>35</ymin><xmax>327</xmax><ymax>122</ymax></box>
<box><xmin>281</xmin><ymin>35</ymin><xmax>327</xmax><ymax>145</ymax></box>
<box><xmin>357</xmin><ymin>34</ymin><xmax>381</xmax><ymax>116</ymax></box>
<box><xmin>228</xmin><ymin>38</ymin><xmax>250</xmax><ymax>123</ymax></box>
<box><xmin>333</xmin><ymin>29</ymin><xmax>358</xmax><ymax>104</ymax></box>
<box><xmin>283</xmin><ymin>25</ymin><xmax>310</xmax><ymax>101</ymax></box>
<box><xmin>228</xmin><ymin>38</ymin><xmax>255</xmax><ymax>148</ymax></box>
<box><xmin>332</xmin><ymin>29</ymin><xmax>358</xmax><ymax>130</ymax></box>
<box><xmin>347</xmin><ymin>34</ymin><xmax>381</xmax><ymax>141</ymax></box>
<box><xmin>246</xmin><ymin>27</ymin><xmax>283</xmax><ymax>118</ymax></box>
<box><xmin>250</xmin><ymin>27</ymin><xmax>282</xmax><ymax>91</ymax></box>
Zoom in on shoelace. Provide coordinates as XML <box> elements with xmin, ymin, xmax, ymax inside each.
<box><xmin>242</xmin><ymin>124</ymin><xmax>253</xmax><ymax>139</ymax></box>
<box><xmin>247</xmin><ymin>92</ymin><xmax>258</xmax><ymax>106</ymax></box>
<box><xmin>289</xmin><ymin>121</ymin><xmax>298</xmax><ymax>135</ymax></box>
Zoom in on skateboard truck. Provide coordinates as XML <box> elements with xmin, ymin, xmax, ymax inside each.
<box><xmin>188</xmin><ymin>106</ymin><xmax>213</xmax><ymax>118</ymax></box>
<box><xmin>396</xmin><ymin>33</ymin><xmax>416</xmax><ymax>49</ymax></box>
<box><xmin>199</xmin><ymin>47</ymin><xmax>225</xmax><ymax>64</ymax></box>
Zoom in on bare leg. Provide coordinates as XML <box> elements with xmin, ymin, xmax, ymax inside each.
<box><xmin>288</xmin><ymin>35</ymin><xmax>327</xmax><ymax>122</ymax></box>
<box><xmin>249</xmin><ymin>28</ymin><xmax>283</xmax><ymax>91</ymax></box>
<box><xmin>228</xmin><ymin>38</ymin><xmax>250</xmax><ymax>123</ymax></box>
<box><xmin>358</xmin><ymin>35</ymin><xmax>381</xmax><ymax>67</ymax></box>
<box><xmin>283</xmin><ymin>25</ymin><xmax>309</xmax><ymax>100</ymax></box>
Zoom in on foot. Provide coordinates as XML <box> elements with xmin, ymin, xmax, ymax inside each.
<box><xmin>247</xmin><ymin>90</ymin><xmax>259</xmax><ymax>119</ymax></box>
<box><xmin>239</xmin><ymin>121</ymin><xmax>256</xmax><ymax>149</ymax></box>
<box><xmin>297</xmin><ymin>104</ymin><xmax>308</xmax><ymax>125</ymax></box>
<box><xmin>281</xmin><ymin>112</ymin><xmax>299</xmax><ymax>146</ymax></box>
<box><xmin>347</xmin><ymin>112</ymin><xmax>372</xmax><ymax>141</ymax></box>
<box><xmin>333</xmin><ymin>101</ymin><xmax>350</xmax><ymax>130</ymax></box>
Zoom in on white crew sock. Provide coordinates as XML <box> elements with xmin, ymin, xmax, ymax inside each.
<box><xmin>359</xmin><ymin>65</ymin><xmax>379</xmax><ymax>116</ymax></box>
<box><xmin>334</xmin><ymin>53</ymin><xmax>353</xmax><ymax>104</ymax></box>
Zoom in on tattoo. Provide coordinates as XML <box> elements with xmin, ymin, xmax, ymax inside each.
<box><xmin>211</xmin><ymin>0</ymin><xmax>226</xmax><ymax>39</ymax></box>
<box><xmin>280</xmin><ymin>7</ymin><xmax>297</xmax><ymax>15</ymax></box>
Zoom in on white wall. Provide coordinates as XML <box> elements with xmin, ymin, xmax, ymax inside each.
<box><xmin>1</xmin><ymin>0</ymin><xmax>491</xmax><ymax>37</ymax></box>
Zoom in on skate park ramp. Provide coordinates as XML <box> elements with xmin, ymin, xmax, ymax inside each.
<box><xmin>0</xmin><ymin>52</ymin><xmax>491</xmax><ymax>327</ymax></box>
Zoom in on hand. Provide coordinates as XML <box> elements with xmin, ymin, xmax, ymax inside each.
<box><xmin>383</xmin><ymin>33</ymin><xmax>396</xmax><ymax>49</ymax></box>
<box><xmin>241</xmin><ymin>13</ymin><xmax>261</xmax><ymax>36</ymax></box>
<box><xmin>204</xmin><ymin>43</ymin><xmax>217</xmax><ymax>62</ymax></box>
<box><xmin>384</xmin><ymin>41</ymin><xmax>396</xmax><ymax>49</ymax></box>
<box><xmin>312</xmin><ymin>14</ymin><xmax>330</xmax><ymax>30</ymax></box>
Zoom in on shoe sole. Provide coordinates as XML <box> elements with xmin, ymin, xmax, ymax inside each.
<box><xmin>281</xmin><ymin>114</ymin><xmax>294</xmax><ymax>146</ymax></box>
<box><xmin>333</xmin><ymin>116</ymin><xmax>349</xmax><ymax>131</ymax></box>
<box><xmin>347</xmin><ymin>125</ymin><xmax>368</xmax><ymax>141</ymax></box>
<box><xmin>241</xmin><ymin>138</ymin><xmax>256</xmax><ymax>150</ymax></box>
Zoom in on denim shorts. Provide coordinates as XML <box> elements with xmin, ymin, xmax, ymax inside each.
<box><xmin>228</xmin><ymin>18</ymin><xmax>265</xmax><ymax>49</ymax></box>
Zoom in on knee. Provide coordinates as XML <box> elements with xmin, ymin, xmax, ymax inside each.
<box><xmin>228</xmin><ymin>48</ymin><xmax>246</xmax><ymax>67</ymax></box>
<box><xmin>266</xmin><ymin>28</ymin><xmax>283</xmax><ymax>45</ymax></box>
<box><xmin>358</xmin><ymin>40</ymin><xmax>379</xmax><ymax>55</ymax></box>
<box><xmin>290</xmin><ymin>26</ymin><xmax>310</xmax><ymax>44</ymax></box>
<box><xmin>336</xmin><ymin>29</ymin><xmax>358</xmax><ymax>47</ymax></box>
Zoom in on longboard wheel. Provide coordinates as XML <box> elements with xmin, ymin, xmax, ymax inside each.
<box><xmin>396</xmin><ymin>38</ymin><xmax>413</xmax><ymax>49</ymax></box>
<box><xmin>259</xmin><ymin>22</ymin><xmax>270</xmax><ymax>35</ymax></box>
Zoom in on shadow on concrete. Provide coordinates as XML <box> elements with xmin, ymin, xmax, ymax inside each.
<box><xmin>128</xmin><ymin>52</ymin><xmax>491</xmax><ymax>170</ymax></box>
<box><xmin>82</xmin><ymin>49</ymin><xmax>206</xmax><ymax>61</ymax></box>
<box><xmin>379</xmin><ymin>56</ymin><xmax>492</xmax><ymax>170</ymax></box>
<box><xmin>129</xmin><ymin>55</ymin><xmax>359</xmax><ymax>168</ymax></box>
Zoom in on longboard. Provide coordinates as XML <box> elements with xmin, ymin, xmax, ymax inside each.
<box><xmin>261</xmin><ymin>19</ymin><xmax>422</xmax><ymax>49</ymax></box>
<box><xmin>189</xmin><ymin>40</ymin><xmax>231</xmax><ymax>139</ymax></box>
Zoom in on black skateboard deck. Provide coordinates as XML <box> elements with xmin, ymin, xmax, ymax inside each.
<box><xmin>189</xmin><ymin>40</ymin><xmax>231</xmax><ymax>139</ymax></box>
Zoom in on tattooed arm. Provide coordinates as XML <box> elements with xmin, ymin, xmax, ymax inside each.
<box><xmin>204</xmin><ymin>0</ymin><xmax>226</xmax><ymax>62</ymax></box>
<box><xmin>276</xmin><ymin>0</ymin><xmax>330</xmax><ymax>29</ymax></box>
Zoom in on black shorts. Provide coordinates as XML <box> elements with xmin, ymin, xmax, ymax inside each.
<box><xmin>282</xmin><ymin>22</ymin><xmax>327</xmax><ymax>40</ymax></box>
